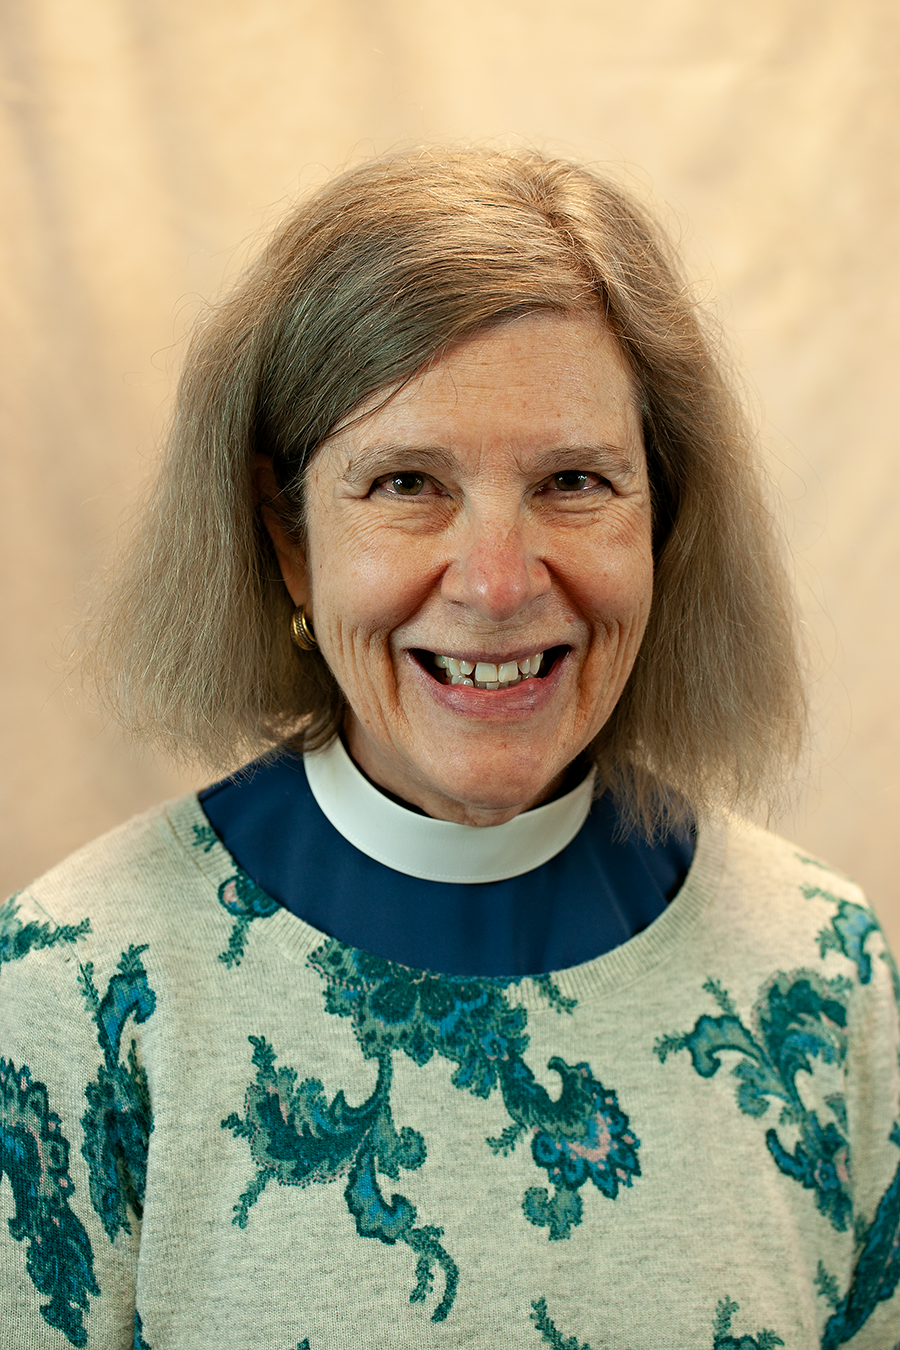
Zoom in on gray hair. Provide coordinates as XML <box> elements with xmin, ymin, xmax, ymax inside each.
<box><xmin>87</xmin><ymin>147</ymin><xmax>806</xmax><ymax>832</ymax></box>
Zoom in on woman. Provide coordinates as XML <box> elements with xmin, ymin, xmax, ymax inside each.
<box><xmin>2</xmin><ymin>150</ymin><xmax>898</xmax><ymax>1349</ymax></box>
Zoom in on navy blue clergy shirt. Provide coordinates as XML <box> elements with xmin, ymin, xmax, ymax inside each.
<box><xmin>199</xmin><ymin>739</ymin><xmax>694</xmax><ymax>978</ymax></box>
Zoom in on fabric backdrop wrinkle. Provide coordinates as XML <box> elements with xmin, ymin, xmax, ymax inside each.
<box><xmin>1</xmin><ymin>0</ymin><xmax>897</xmax><ymax>949</ymax></box>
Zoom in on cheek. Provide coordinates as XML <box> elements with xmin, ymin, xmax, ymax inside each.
<box><xmin>609</xmin><ymin>503</ymin><xmax>654</xmax><ymax>609</ymax></box>
<box><xmin>621</xmin><ymin>536</ymin><xmax>655</xmax><ymax>617</ymax></box>
<box><xmin>564</xmin><ymin>524</ymin><xmax>654</xmax><ymax>634</ymax></box>
<box><xmin>307</xmin><ymin>519</ymin><xmax>437</xmax><ymax>639</ymax></box>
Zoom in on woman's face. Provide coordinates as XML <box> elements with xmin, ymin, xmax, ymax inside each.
<box><xmin>266</xmin><ymin>310</ymin><xmax>654</xmax><ymax>826</ymax></box>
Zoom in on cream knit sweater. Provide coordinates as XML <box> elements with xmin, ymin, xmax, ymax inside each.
<box><xmin>1</xmin><ymin>797</ymin><xmax>898</xmax><ymax>1348</ymax></box>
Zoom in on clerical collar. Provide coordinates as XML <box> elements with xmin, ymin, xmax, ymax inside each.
<box><xmin>303</xmin><ymin>736</ymin><xmax>595</xmax><ymax>885</ymax></box>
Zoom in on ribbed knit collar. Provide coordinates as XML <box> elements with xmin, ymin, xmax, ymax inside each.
<box><xmin>302</xmin><ymin>736</ymin><xmax>595</xmax><ymax>885</ymax></box>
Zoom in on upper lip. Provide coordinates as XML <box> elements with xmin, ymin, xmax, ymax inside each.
<box><xmin>411</xmin><ymin>644</ymin><xmax>567</xmax><ymax>665</ymax></box>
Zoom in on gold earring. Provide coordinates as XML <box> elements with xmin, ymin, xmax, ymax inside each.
<box><xmin>290</xmin><ymin>605</ymin><xmax>317</xmax><ymax>651</ymax></box>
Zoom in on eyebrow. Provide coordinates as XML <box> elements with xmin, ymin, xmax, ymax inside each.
<box><xmin>341</xmin><ymin>442</ymin><xmax>641</xmax><ymax>484</ymax></box>
<box><xmin>521</xmin><ymin>444</ymin><xmax>641</xmax><ymax>481</ymax></box>
<box><xmin>341</xmin><ymin>445</ymin><xmax>458</xmax><ymax>484</ymax></box>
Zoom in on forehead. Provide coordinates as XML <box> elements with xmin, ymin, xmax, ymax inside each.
<box><xmin>326</xmin><ymin>309</ymin><xmax>643</xmax><ymax>464</ymax></box>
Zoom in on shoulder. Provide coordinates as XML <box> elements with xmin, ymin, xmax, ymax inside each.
<box><xmin>713</xmin><ymin>815</ymin><xmax>900</xmax><ymax>1090</ymax></box>
<box><xmin>692</xmin><ymin>816</ymin><xmax>898</xmax><ymax>1041</ymax></box>
<box><xmin>710</xmin><ymin>814</ymin><xmax>874</xmax><ymax>953</ymax></box>
<box><xmin>718</xmin><ymin>814</ymin><xmax>862</xmax><ymax>899</ymax></box>
<box><xmin>9</xmin><ymin>794</ymin><xmax>212</xmax><ymax>929</ymax></box>
<box><xmin>1</xmin><ymin>794</ymin><xmax>235</xmax><ymax>1001</ymax></box>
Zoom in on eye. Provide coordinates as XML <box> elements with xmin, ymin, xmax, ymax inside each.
<box><xmin>543</xmin><ymin>470</ymin><xmax>607</xmax><ymax>493</ymax></box>
<box><xmin>375</xmin><ymin>472</ymin><xmax>429</xmax><ymax>497</ymax></box>
<box><xmin>369</xmin><ymin>472</ymin><xmax>447</xmax><ymax>499</ymax></box>
<box><xmin>553</xmin><ymin>471</ymin><xmax>590</xmax><ymax>491</ymax></box>
<box><xmin>392</xmin><ymin>472</ymin><xmax>425</xmax><ymax>495</ymax></box>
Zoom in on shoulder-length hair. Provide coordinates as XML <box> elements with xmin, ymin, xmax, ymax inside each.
<box><xmin>89</xmin><ymin>147</ymin><xmax>805</xmax><ymax>832</ymax></box>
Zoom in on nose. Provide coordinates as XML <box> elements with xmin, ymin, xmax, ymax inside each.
<box><xmin>440</xmin><ymin>514</ymin><xmax>551</xmax><ymax>622</ymax></box>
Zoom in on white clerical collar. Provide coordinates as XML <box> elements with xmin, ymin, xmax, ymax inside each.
<box><xmin>303</xmin><ymin>736</ymin><xmax>595</xmax><ymax>884</ymax></box>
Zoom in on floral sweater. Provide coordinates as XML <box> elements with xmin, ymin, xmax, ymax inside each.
<box><xmin>1</xmin><ymin>796</ymin><xmax>899</xmax><ymax>1349</ymax></box>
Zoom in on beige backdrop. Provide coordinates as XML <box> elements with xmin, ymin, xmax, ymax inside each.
<box><xmin>2</xmin><ymin>0</ymin><xmax>898</xmax><ymax>948</ymax></box>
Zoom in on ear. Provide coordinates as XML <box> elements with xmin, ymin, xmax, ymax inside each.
<box><xmin>254</xmin><ymin>455</ymin><xmax>309</xmax><ymax>606</ymax></box>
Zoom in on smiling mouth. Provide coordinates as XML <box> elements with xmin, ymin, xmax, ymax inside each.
<box><xmin>416</xmin><ymin>647</ymin><xmax>567</xmax><ymax>689</ymax></box>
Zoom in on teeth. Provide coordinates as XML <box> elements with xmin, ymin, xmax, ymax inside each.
<box><xmin>432</xmin><ymin>649</ymin><xmax>547</xmax><ymax>689</ymax></box>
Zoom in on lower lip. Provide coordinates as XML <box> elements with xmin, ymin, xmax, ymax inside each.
<box><xmin>406</xmin><ymin>650</ymin><xmax>570</xmax><ymax>719</ymax></box>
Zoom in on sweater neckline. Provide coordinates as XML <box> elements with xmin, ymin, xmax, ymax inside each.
<box><xmin>302</xmin><ymin>736</ymin><xmax>596</xmax><ymax>884</ymax></box>
<box><xmin>169</xmin><ymin>794</ymin><xmax>727</xmax><ymax>1006</ymax></box>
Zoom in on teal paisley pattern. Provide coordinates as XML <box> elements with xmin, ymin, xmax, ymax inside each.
<box><xmin>131</xmin><ymin>1305</ymin><xmax>309</xmax><ymax>1350</ymax></box>
<box><xmin>216</xmin><ymin>871</ymin><xmax>279</xmax><ymax>968</ymax></box>
<box><xmin>0</xmin><ymin>1058</ymin><xmax>99</xmax><ymax>1345</ymax></box>
<box><xmin>224</xmin><ymin>939</ymin><xmax>640</xmax><ymax>1323</ymax></box>
<box><xmin>797</xmin><ymin>865</ymin><xmax>900</xmax><ymax>1347</ymax></box>
<box><xmin>802</xmin><ymin>882</ymin><xmax>884</xmax><ymax>986</ymax></box>
<box><xmin>0</xmin><ymin>893</ymin><xmax>90</xmax><ymax>978</ymax></box>
<box><xmin>192</xmin><ymin>825</ymin><xmax>280</xmax><ymax>968</ymax></box>
<box><xmin>817</xmin><ymin>1123</ymin><xmax>900</xmax><ymax>1346</ymax></box>
<box><xmin>222</xmin><ymin>1033</ymin><xmax>457</xmax><ymax>1320</ymax></box>
<box><xmin>659</xmin><ymin>865</ymin><xmax>900</xmax><ymax>1345</ymax></box>
<box><xmin>79</xmin><ymin>944</ymin><xmax>156</xmax><ymax>1241</ymax></box>
<box><xmin>711</xmin><ymin>1297</ymin><xmax>784</xmax><ymax>1349</ymax></box>
<box><xmin>527</xmin><ymin>1296</ymin><xmax>783</xmax><ymax>1349</ymax></box>
<box><xmin>530</xmin><ymin>1297</ymin><xmax>593</xmax><ymax>1349</ymax></box>
<box><xmin>801</xmin><ymin>876</ymin><xmax>900</xmax><ymax>1012</ymax></box>
<box><xmin>655</xmin><ymin>971</ymin><xmax>853</xmax><ymax>1229</ymax></box>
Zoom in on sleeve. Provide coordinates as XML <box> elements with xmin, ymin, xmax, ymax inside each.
<box><xmin>829</xmin><ymin>912</ymin><xmax>900</xmax><ymax>1350</ymax></box>
<box><xmin>0</xmin><ymin>887</ymin><xmax>139</xmax><ymax>1350</ymax></box>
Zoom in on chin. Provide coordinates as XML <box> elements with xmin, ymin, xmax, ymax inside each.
<box><xmin>417</xmin><ymin>749</ymin><xmax>570</xmax><ymax>820</ymax></box>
